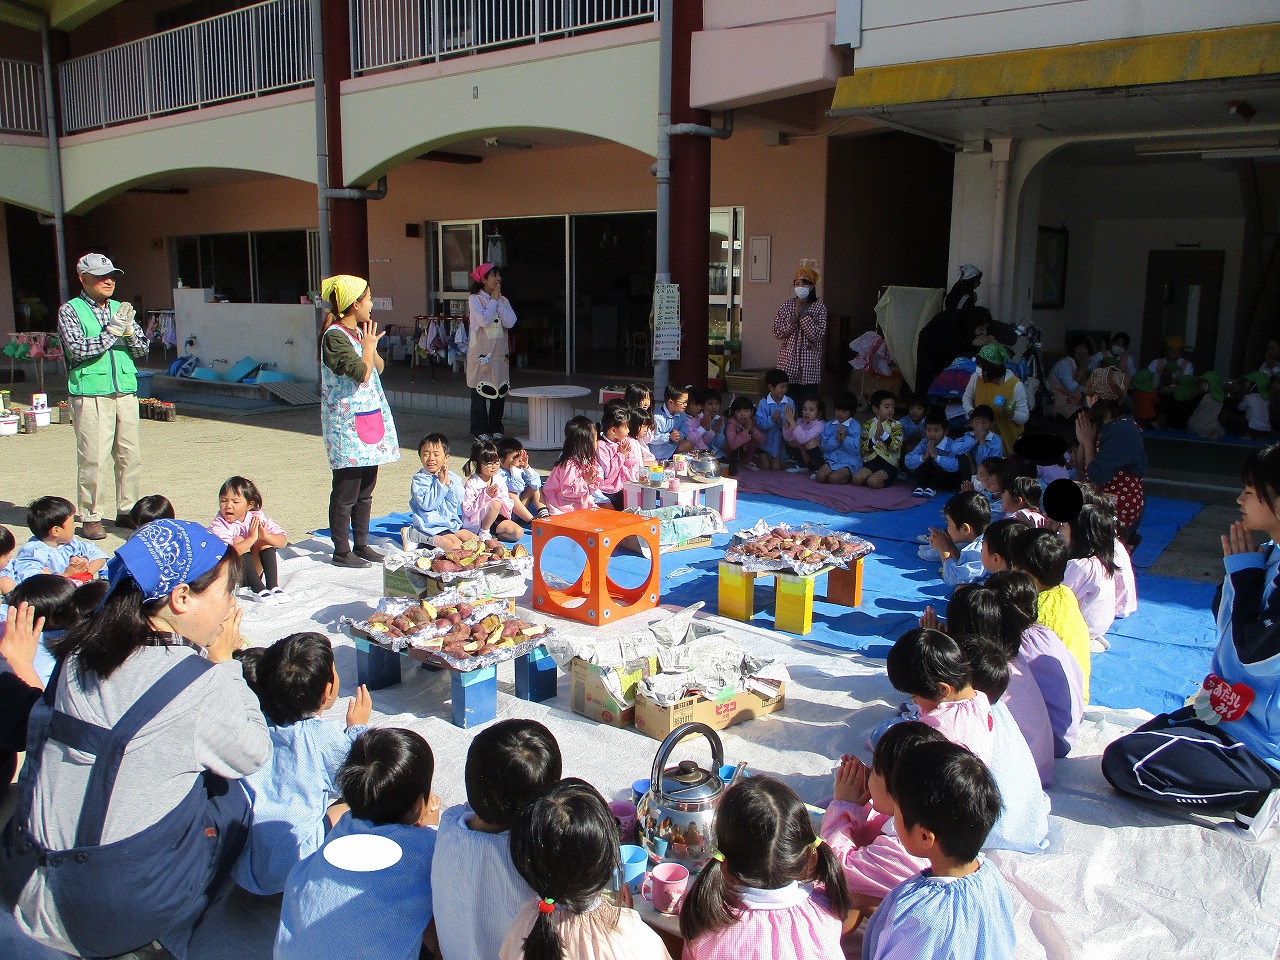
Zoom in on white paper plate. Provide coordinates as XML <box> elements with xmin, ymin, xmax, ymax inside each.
<box><xmin>322</xmin><ymin>834</ymin><xmax>404</xmax><ymax>872</ymax></box>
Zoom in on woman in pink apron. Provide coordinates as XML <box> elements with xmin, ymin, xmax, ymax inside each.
<box><xmin>467</xmin><ymin>263</ymin><xmax>518</xmax><ymax>442</ymax></box>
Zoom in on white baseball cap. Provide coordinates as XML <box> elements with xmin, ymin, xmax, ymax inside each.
<box><xmin>76</xmin><ymin>253</ymin><xmax>123</xmax><ymax>277</ymax></box>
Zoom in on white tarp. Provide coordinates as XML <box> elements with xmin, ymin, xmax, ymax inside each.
<box><xmin>873</xmin><ymin>285</ymin><xmax>944</xmax><ymax>394</ymax></box>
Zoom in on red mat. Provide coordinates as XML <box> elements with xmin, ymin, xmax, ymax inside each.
<box><xmin>731</xmin><ymin>470</ymin><xmax>924</xmax><ymax>512</ymax></box>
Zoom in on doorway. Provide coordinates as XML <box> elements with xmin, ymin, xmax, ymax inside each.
<box><xmin>571</xmin><ymin>212</ymin><xmax>656</xmax><ymax>377</ymax></box>
<box><xmin>1141</xmin><ymin>250</ymin><xmax>1224</xmax><ymax>374</ymax></box>
<box><xmin>482</xmin><ymin>217</ymin><xmax>567</xmax><ymax>373</ymax></box>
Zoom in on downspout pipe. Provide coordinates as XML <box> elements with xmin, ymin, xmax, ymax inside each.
<box><xmin>669</xmin><ymin>111</ymin><xmax>733</xmax><ymax>140</ymax></box>
<box><xmin>324</xmin><ymin>176</ymin><xmax>387</xmax><ymax>201</ymax></box>
<box><xmin>310</xmin><ymin>0</ymin><xmax>332</xmax><ymax>285</ymax></box>
<box><xmin>654</xmin><ymin>0</ymin><xmax>672</xmax><ymax>401</ymax></box>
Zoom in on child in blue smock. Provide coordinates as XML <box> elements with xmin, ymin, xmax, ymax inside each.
<box><xmin>0</xmin><ymin>525</ymin><xmax>16</xmax><ymax>599</ymax></box>
<box><xmin>951</xmin><ymin>404</ymin><xmax>1004</xmax><ymax>472</ymax></box>
<box><xmin>234</xmin><ymin>632</ymin><xmax>371</xmax><ymax>896</ymax></box>
<box><xmin>816</xmin><ymin>390</ymin><xmax>862</xmax><ymax>484</ymax></box>
<box><xmin>650</xmin><ymin>383</ymin><xmax>693</xmax><ymax>461</ymax></box>
<box><xmin>433</xmin><ymin>719</ymin><xmax>562</xmax><ymax>960</ymax></box>
<box><xmin>755</xmin><ymin>368</ymin><xmax>795</xmax><ymax>470</ymax></box>
<box><xmin>922</xmin><ymin>490</ymin><xmax>991</xmax><ymax>587</ymax></box>
<box><xmin>276</xmin><ymin>728</ymin><xmax>438</xmax><ymax>960</ymax></box>
<box><xmin>407</xmin><ymin>432</ymin><xmax>473</xmax><ymax>550</ymax></box>
<box><xmin>2</xmin><ymin>575</ymin><xmax>105</xmax><ymax>685</ymax></box>
<box><xmin>9</xmin><ymin>496</ymin><xmax>107</xmax><ymax>586</ymax></box>
<box><xmin>898</xmin><ymin>397</ymin><xmax>928</xmax><ymax>452</ymax></box>
<box><xmin>862</xmin><ymin>739</ymin><xmax>1015</xmax><ymax>960</ymax></box>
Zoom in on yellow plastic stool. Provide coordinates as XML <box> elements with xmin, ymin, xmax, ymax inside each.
<box><xmin>775</xmin><ymin>572</ymin><xmax>817</xmax><ymax>635</ymax></box>
<box><xmin>718</xmin><ymin>561</ymin><xmax>757</xmax><ymax>622</ymax></box>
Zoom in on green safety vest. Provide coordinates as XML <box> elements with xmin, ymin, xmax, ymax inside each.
<box><xmin>66</xmin><ymin>296</ymin><xmax>138</xmax><ymax>397</ymax></box>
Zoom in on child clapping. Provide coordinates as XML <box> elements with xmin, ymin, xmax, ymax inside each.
<box><xmin>234</xmin><ymin>632</ymin><xmax>371</xmax><ymax>896</ymax></box>
<box><xmin>211</xmin><ymin>476</ymin><xmax>290</xmax><ymax>604</ymax></box>
<box><xmin>10</xmin><ymin>496</ymin><xmax>107</xmax><ymax>586</ymax></box>
<box><xmin>921</xmin><ymin>490</ymin><xmax>990</xmax><ymax>587</ymax></box>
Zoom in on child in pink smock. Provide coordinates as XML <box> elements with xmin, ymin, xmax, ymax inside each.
<box><xmin>596</xmin><ymin>403</ymin><xmax>643</xmax><ymax>509</ymax></box>
<box><xmin>1063</xmin><ymin>496</ymin><xmax>1119</xmax><ymax>647</ymax></box>
<box><xmin>544</xmin><ymin>416</ymin><xmax>608</xmax><ymax>515</ymax></box>
<box><xmin>782</xmin><ymin>396</ymin><xmax>827</xmax><ymax>474</ymax></box>
<box><xmin>681</xmin><ymin>777</ymin><xmax>851</xmax><ymax>960</ymax></box>
<box><xmin>885</xmin><ymin>628</ymin><xmax>994</xmax><ymax>765</ymax></box>
<box><xmin>462</xmin><ymin>440</ymin><xmax>523</xmax><ymax>542</ymax></box>
<box><xmin>1000</xmin><ymin>475</ymin><xmax>1047</xmax><ymax>527</ymax></box>
<box><xmin>821</xmin><ymin>722</ymin><xmax>939</xmax><ymax>903</ymax></box>
<box><xmin>210</xmin><ymin>476</ymin><xmax>289</xmax><ymax>604</ymax></box>
<box><xmin>724</xmin><ymin>396</ymin><xmax>765</xmax><ymax>475</ymax></box>
<box><xmin>629</xmin><ymin>408</ymin><xmax>656</xmax><ymax>465</ymax></box>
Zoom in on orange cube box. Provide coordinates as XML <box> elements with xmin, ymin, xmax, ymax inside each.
<box><xmin>532</xmin><ymin>511</ymin><xmax>661</xmax><ymax>625</ymax></box>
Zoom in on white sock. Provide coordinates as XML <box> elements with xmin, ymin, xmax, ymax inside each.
<box><xmin>480</xmin><ymin>528</ymin><xmax>492</xmax><ymax>540</ymax></box>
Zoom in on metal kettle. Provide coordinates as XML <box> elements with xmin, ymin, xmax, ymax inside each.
<box><xmin>636</xmin><ymin>722</ymin><xmax>724</xmax><ymax>873</ymax></box>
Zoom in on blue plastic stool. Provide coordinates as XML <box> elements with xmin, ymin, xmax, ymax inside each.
<box><xmin>354</xmin><ymin>637</ymin><xmax>403</xmax><ymax>690</ymax></box>
<box><xmin>451</xmin><ymin>666</ymin><xmax>498</xmax><ymax>727</ymax></box>
<box><xmin>514</xmin><ymin>646</ymin><xmax>558</xmax><ymax>703</ymax></box>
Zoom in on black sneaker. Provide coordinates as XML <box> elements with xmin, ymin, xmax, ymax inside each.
<box><xmin>332</xmin><ymin>551</ymin><xmax>371</xmax><ymax>569</ymax></box>
<box><xmin>353</xmin><ymin>544</ymin><xmax>385</xmax><ymax>562</ymax></box>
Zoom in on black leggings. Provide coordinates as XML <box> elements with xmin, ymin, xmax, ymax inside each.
<box><xmin>241</xmin><ymin>548</ymin><xmax>278</xmax><ymax>593</ymax></box>
<box><xmin>470</xmin><ymin>390</ymin><xmax>506</xmax><ymax>436</ymax></box>
<box><xmin>329</xmin><ymin>465</ymin><xmax>378</xmax><ymax>555</ymax></box>
<box><xmin>788</xmin><ymin>444</ymin><xmax>825</xmax><ymax>471</ymax></box>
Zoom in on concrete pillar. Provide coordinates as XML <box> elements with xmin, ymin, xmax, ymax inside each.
<box><xmin>668</xmin><ymin>0</ymin><xmax>709</xmax><ymax>388</ymax></box>
<box><xmin>322</xmin><ymin>0</ymin><xmax>368</xmax><ymax>277</ymax></box>
<box><xmin>0</xmin><ymin>204</ymin><xmax>13</xmax><ymax>337</ymax></box>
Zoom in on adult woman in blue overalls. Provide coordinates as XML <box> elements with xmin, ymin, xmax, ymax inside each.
<box><xmin>1</xmin><ymin>520</ymin><xmax>270</xmax><ymax>959</ymax></box>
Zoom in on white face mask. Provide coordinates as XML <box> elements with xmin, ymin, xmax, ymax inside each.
<box><xmin>1110</xmin><ymin>344</ymin><xmax>1124</xmax><ymax>356</ymax></box>
<box><xmin>794</xmin><ymin>286</ymin><xmax>810</xmax><ymax>299</ymax></box>
<box><xmin>971</xmin><ymin>475</ymin><xmax>987</xmax><ymax>492</ymax></box>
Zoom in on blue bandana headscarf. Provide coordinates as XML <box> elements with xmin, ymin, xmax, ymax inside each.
<box><xmin>105</xmin><ymin>519</ymin><xmax>228</xmax><ymax>603</ymax></box>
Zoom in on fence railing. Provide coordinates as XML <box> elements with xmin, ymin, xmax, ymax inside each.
<box><xmin>351</xmin><ymin>0</ymin><xmax>657</xmax><ymax>75</ymax></box>
<box><xmin>0</xmin><ymin>58</ymin><xmax>45</xmax><ymax>135</ymax></box>
<box><xmin>59</xmin><ymin>0</ymin><xmax>312</xmax><ymax>133</ymax></box>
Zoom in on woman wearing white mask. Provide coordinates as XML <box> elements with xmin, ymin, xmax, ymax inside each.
<box><xmin>772</xmin><ymin>265</ymin><xmax>827</xmax><ymax>408</ymax></box>
<box><xmin>1087</xmin><ymin>331</ymin><xmax>1137</xmax><ymax>379</ymax></box>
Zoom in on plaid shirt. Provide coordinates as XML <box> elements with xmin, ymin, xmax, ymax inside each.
<box><xmin>56</xmin><ymin>293</ymin><xmax>149</xmax><ymax>366</ymax></box>
<box><xmin>772</xmin><ymin>297</ymin><xmax>827</xmax><ymax>385</ymax></box>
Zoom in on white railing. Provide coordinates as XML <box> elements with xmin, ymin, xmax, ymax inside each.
<box><xmin>59</xmin><ymin>0</ymin><xmax>312</xmax><ymax>133</ymax></box>
<box><xmin>0</xmin><ymin>58</ymin><xmax>45</xmax><ymax>135</ymax></box>
<box><xmin>352</xmin><ymin>0</ymin><xmax>658</xmax><ymax>75</ymax></box>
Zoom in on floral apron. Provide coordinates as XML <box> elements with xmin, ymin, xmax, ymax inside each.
<box><xmin>320</xmin><ymin>325</ymin><xmax>401</xmax><ymax>470</ymax></box>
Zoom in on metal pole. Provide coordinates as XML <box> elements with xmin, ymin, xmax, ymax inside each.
<box><xmin>310</xmin><ymin>0</ymin><xmax>332</xmax><ymax>284</ymax></box>
<box><xmin>27</xmin><ymin>6</ymin><xmax>70</xmax><ymax>303</ymax></box>
<box><xmin>653</xmin><ymin>0</ymin><xmax>672</xmax><ymax>400</ymax></box>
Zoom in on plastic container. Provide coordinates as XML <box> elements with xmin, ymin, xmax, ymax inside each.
<box><xmin>0</xmin><ymin>415</ymin><xmax>18</xmax><ymax>436</ymax></box>
<box><xmin>135</xmin><ymin>370</ymin><xmax>154</xmax><ymax>399</ymax></box>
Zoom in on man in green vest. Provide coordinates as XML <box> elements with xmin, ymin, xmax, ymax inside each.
<box><xmin>56</xmin><ymin>253</ymin><xmax>149</xmax><ymax>540</ymax></box>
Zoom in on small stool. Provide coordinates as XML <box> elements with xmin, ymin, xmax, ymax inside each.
<box><xmin>716</xmin><ymin>557</ymin><xmax>866</xmax><ymax>636</ymax></box>
<box><xmin>354</xmin><ymin>636</ymin><xmax>404</xmax><ymax>690</ymax></box>
<box><xmin>514</xmin><ymin>646</ymin><xmax>559</xmax><ymax>702</ymax></box>
<box><xmin>718</xmin><ymin>560</ymin><xmax>757</xmax><ymax>622</ymax></box>
<box><xmin>533</xmin><ymin>511</ymin><xmax>661</xmax><ymax>625</ymax></box>
<box><xmin>451</xmin><ymin>665</ymin><xmax>498</xmax><ymax>727</ymax></box>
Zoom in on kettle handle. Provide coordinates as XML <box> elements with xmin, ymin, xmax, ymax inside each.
<box><xmin>649</xmin><ymin>722</ymin><xmax>726</xmax><ymax>789</ymax></box>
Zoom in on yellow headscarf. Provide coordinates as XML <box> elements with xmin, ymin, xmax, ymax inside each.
<box><xmin>321</xmin><ymin>275</ymin><xmax>368</xmax><ymax>316</ymax></box>
<box><xmin>794</xmin><ymin>266</ymin><xmax>820</xmax><ymax>285</ymax></box>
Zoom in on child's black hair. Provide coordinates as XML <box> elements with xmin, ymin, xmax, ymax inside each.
<box><xmin>886</xmin><ymin>628</ymin><xmax>972</xmax><ymax>701</ymax></box>
<box><xmin>701</xmin><ymin>386</ymin><xmax>722</xmax><ymax>405</ymax></box>
<box><xmin>554</xmin><ymin>415</ymin><xmax>598</xmax><ymax>468</ymax></box>
<box><xmin>685</xmin><ymin>387</ymin><xmax>704</xmax><ymax>406</ymax></box>
<box><xmin>664</xmin><ymin>382</ymin><xmax>689</xmax><ymax>403</ymax></box>
<box><xmin>623</xmin><ymin>383</ymin><xmax>652</xmax><ymax>410</ymax></box>
<box><xmin>979</xmin><ymin>457</ymin><xmax>1013</xmax><ymax>492</ymax></box>
<box><xmin>943</xmin><ymin>490</ymin><xmax>991</xmax><ymax>537</ymax></box>
<box><xmin>338</xmin><ymin>728</ymin><xmax>435</xmax><ymax>826</ymax></box>
<box><xmin>868</xmin><ymin>389</ymin><xmax>895</xmax><ymax>411</ymax></box>
<box><xmin>728</xmin><ymin>395</ymin><xmax>755</xmax><ymax>416</ymax></box>
<box><xmin>258</xmin><ymin>632</ymin><xmax>335</xmax><ymax>725</ymax></box>
<box><xmin>764</xmin><ymin>368</ymin><xmax>789</xmax><ymax>389</ymax></box>
<box><xmin>924</xmin><ymin>409</ymin><xmax>948</xmax><ymax>429</ymax></box>
<box><xmin>1242</xmin><ymin>444</ymin><xmax>1280</xmax><ymax>511</ymax></box>
<box><xmin>27</xmin><ymin>496</ymin><xmax>75</xmax><ymax>540</ymax></box>
<box><xmin>496</xmin><ymin>436</ymin><xmax>524</xmax><ymax>460</ymax></box>
<box><xmin>5</xmin><ymin>574</ymin><xmax>78</xmax><ymax>631</ymax></box>
<box><xmin>465</xmin><ymin>719</ymin><xmax>563</xmax><ymax>830</ymax></box>
<box><xmin>833</xmin><ymin>391</ymin><xmax>858</xmax><ymax>416</ymax></box>
<box><xmin>599</xmin><ymin>400</ymin><xmax>632</xmax><ymax>438</ymax></box>
<box><xmin>799</xmin><ymin>395</ymin><xmax>826</xmax><ymax>419</ymax></box>
<box><xmin>871</xmin><ymin>720</ymin><xmax>947</xmax><ymax>779</ymax></box>
<box><xmin>219</xmin><ymin>476</ymin><xmax>264</xmax><ymax>510</ymax></box>
<box><xmin>1111</xmin><ymin>331</ymin><xmax>1130</xmax><ymax>349</ymax></box>
<box><xmin>1005</xmin><ymin>474</ymin><xmax>1043</xmax><ymax>511</ymax></box>
<box><xmin>129</xmin><ymin>495</ymin><xmax>176</xmax><ymax>528</ymax></box>
<box><xmin>511</xmin><ymin>779</ymin><xmax>620</xmax><ymax>960</ymax></box>
<box><xmin>418</xmin><ymin>432</ymin><xmax>449</xmax><ymax>456</ymax></box>
<box><xmin>982</xmin><ymin>517</ymin><xmax>1032</xmax><ymax>569</ymax></box>
<box><xmin>946</xmin><ymin>584</ymin><xmax>1020</xmax><ymax>661</ymax></box>
<box><xmin>907</xmin><ymin>396</ymin><xmax>927</xmax><ymax>413</ymax></box>
<box><xmin>629</xmin><ymin>407</ymin><xmax>654</xmax><ymax>438</ymax></box>
<box><xmin>464</xmin><ymin>439</ymin><xmax>501</xmax><ymax>478</ymax></box>
<box><xmin>983</xmin><ymin>570</ymin><xmax>1040</xmax><ymax>638</ymax></box>
<box><xmin>978</xmin><ymin>357</ymin><xmax>1007</xmax><ymax>382</ymax></box>
<box><xmin>970</xmin><ymin>404</ymin><xmax>996</xmax><ymax>423</ymax></box>
<box><xmin>0</xmin><ymin>524</ymin><xmax>13</xmax><ymax>559</ymax></box>
<box><xmin>679</xmin><ymin>777</ymin><xmax>850</xmax><ymax>941</ymax></box>
<box><xmin>1010</xmin><ymin>527</ymin><xmax>1069</xmax><ymax>588</ymax></box>
<box><xmin>951</xmin><ymin>632</ymin><xmax>1011</xmax><ymax>700</ymax></box>
<box><xmin>71</xmin><ymin>579</ymin><xmax>109</xmax><ymax>621</ymax></box>
<box><xmin>233</xmin><ymin>646</ymin><xmax>267</xmax><ymax>705</ymax></box>
<box><xmin>891</xmin><ymin>740</ymin><xmax>1002</xmax><ymax>863</ymax></box>
<box><xmin>1066</xmin><ymin>496</ymin><xmax>1117</xmax><ymax>578</ymax></box>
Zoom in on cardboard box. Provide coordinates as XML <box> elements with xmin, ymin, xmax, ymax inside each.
<box><xmin>383</xmin><ymin>561</ymin><xmax>426</xmax><ymax>600</ymax></box>
<box><xmin>569</xmin><ymin>655</ymin><xmax>659</xmax><ymax>727</ymax></box>
<box><xmin>634</xmin><ymin>680</ymin><xmax>785</xmax><ymax>741</ymax></box>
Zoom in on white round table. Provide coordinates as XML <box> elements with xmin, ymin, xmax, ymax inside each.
<box><xmin>510</xmin><ymin>384</ymin><xmax>593</xmax><ymax>450</ymax></box>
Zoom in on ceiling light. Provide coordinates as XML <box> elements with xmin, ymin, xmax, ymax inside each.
<box><xmin>483</xmin><ymin>137</ymin><xmax>533</xmax><ymax>151</ymax></box>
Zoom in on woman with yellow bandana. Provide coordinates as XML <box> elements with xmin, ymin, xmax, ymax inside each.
<box><xmin>319</xmin><ymin>275</ymin><xmax>400</xmax><ymax>568</ymax></box>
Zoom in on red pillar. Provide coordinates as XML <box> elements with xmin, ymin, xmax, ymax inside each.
<box><xmin>668</xmin><ymin>0</ymin><xmax>710</xmax><ymax>388</ymax></box>
<box><xmin>322</xmin><ymin>0</ymin><xmax>368</xmax><ymax>278</ymax></box>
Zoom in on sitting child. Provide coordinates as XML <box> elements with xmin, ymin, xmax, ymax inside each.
<box><xmin>1241</xmin><ymin>372</ymin><xmax>1274</xmax><ymax>439</ymax></box>
<box><xmin>597</xmin><ymin>402</ymin><xmax>643</xmax><ymax>510</ymax></box>
<box><xmin>921</xmin><ymin>490</ymin><xmax>990</xmax><ymax>588</ymax></box>
<box><xmin>755</xmin><ymin>369</ymin><xmax>795</xmax><ymax>471</ymax></box>
<box><xmin>951</xmin><ymin>404</ymin><xmax>1004</xmax><ymax>472</ymax></box>
<box><xmin>698</xmin><ymin>387</ymin><xmax>726</xmax><ymax>455</ymax></box>
<box><xmin>407</xmin><ymin>433</ymin><xmax>473</xmax><ymax>550</ymax></box>
<box><xmin>624</xmin><ymin>382</ymin><xmax>652</xmax><ymax>414</ymax></box>
<box><xmin>725</xmin><ymin>396</ymin><xmax>765</xmax><ymax>475</ymax></box>
<box><xmin>980</xmin><ymin>517</ymin><xmax>1031</xmax><ymax>574</ymax></box>
<box><xmin>1000</xmin><ymin>474</ymin><xmax>1046</xmax><ymax>527</ymax></box>
<box><xmin>861</xmin><ymin>741</ymin><xmax>1016</xmax><ymax>960</ymax></box>
<box><xmin>681</xmin><ymin>777</ymin><xmax>851</xmax><ymax>960</ymax></box>
<box><xmin>10</xmin><ymin>496</ymin><xmax>107</xmax><ymax>586</ymax></box>
<box><xmin>682</xmin><ymin>389</ymin><xmax>713</xmax><ymax>451</ymax></box>
<box><xmin>545</xmin><ymin>417</ymin><xmax>609</xmax><ymax>514</ymax></box>
<box><xmin>503</xmin><ymin>779</ymin><xmax>672</xmax><ymax>960</ymax></box>
<box><xmin>821</xmin><ymin>722</ymin><xmax>939</xmax><ymax>905</ymax></box>
<box><xmin>210</xmin><ymin>476</ymin><xmax>290</xmax><ymax>605</ymax></box>
<box><xmin>651</xmin><ymin>384</ymin><xmax>694</xmax><ymax>461</ymax></box>
<box><xmin>630</xmin><ymin>407</ymin><xmax>657</xmax><ymax>465</ymax></box>
<box><xmin>0</xmin><ymin>525</ymin><xmax>16</xmax><ymax>595</ymax></box>
<box><xmin>1062</xmin><ymin>495</ymin><xmax>1119</xmax><ymax>650</ymax></box>
<box><xmin>462</xmin><ymin>440</ymin><xmax>524</xmax><ymax>542</ymax></box>
<box><xmin>497</xmin><ymin>437</ymin><xmax>548</xmax><ymax>521</ymax></box>
<box><xmin>3</xmin><ymin>574</ymin><xmax>106</xmax><ymax>685</ymax></box>
<box><xmin>234</xmin><ymin>632</ymin><xmax>371</xmax><ymax>896</ymax></box>
<box><xmin>853</xmin><ymin>391</ymin><xmax>904</xmax><ymax>489</ymax></box>
<box><xmin>783</xmin><ymin>396</ymin><xmax>827</xmax><ymax>475</ymax></box>
<box><xmin>434</xmin><ymin>719</ymin><xmax>562</xmax><ymax>960</ymax></box>
<box><xmin>816</xmin><ymin>391</ymin><xmax>861</xmax><ymax>485</ymax></box>
<box><xmin>898</xmin><ymin>397</ymin><xmax>928</xmax><ymax>452</ymax></box>
<box><xmin>276</xmin><ymin>728</ymin><xmax>437</xmax><ymax>960</ymax></box>
<box><xmin>128</xmin><ymin>494</ymin><xmax>176</xmax><ymax>529</ymax></box>
<box><xmin>904</xmin><ymin>409</ymin><xmax>962</xmax><ymax>496</ymax></box>
<box><xmin>1010</xmin><ymin>527</ymin><xmax>1093</xmax><ymax>702</ymax></box>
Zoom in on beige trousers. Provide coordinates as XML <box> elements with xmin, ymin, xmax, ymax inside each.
<box><xmin>71</xmin><ymin>393</ymin><xmax>142</xmax><ymax>522</ymax></box>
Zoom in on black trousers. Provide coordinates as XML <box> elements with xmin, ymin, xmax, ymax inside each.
<box><xmin>787</xmin><ymin>443</ymin><xmax>825</xmax><ymax>471</ymax></box>
<box><xmin>470</xmin><ymin>390</ymin><xmax>506</xmax><ymax>436</ymax></box>
<box><xmin>912</xmin><ymin>460</ymin><xmax>962</xmax><ymax>490</ymax></box>
<box><xmin>329</xmin><ymin>465</ymin><xmax>378</xmax><ymax>555</ymax></box>
<box><xmin>240</xmin><ymin>548</ymin><xmax>278</xmax><ymax>592</ymax></box>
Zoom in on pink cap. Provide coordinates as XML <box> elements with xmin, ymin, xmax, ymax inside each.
<box><xmin>469</xmin><ymin>263</ymin><xmax>495</xmax><ymax>284</ymax></box>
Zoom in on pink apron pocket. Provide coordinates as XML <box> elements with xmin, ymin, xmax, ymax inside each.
<box><xmin>354</xmin><ymin>409</ymin><xmax>385</xmax><ymax>446</ymax></box>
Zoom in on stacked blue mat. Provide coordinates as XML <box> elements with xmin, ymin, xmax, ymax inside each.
<box><xmin>349</xmin><ymin>493</ymin><xmax>1209</xmax><ymax>717</ymax></box>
